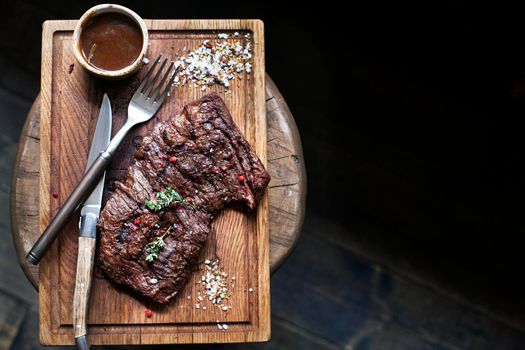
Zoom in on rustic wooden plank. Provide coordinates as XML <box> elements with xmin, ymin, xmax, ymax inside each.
<box><xmin>10</xmin><ymin>308</ymin><xmax>63</xmax><ymax>350</ymax></box>
<box><xmin>0</xmin><ymin>87</ymin><xmax>40</xmax><ymax>306</ymax></box>
<box><xmin>38</xmin><ymin>19</ymin><xmax>55</xmax><ymax>347</ymax></box>
<box><xmin>9</xmin><ymin>95</ymin><xmax>40</xmax><ymax>291</ymax></box>
<box><xmin>265</xmin><ymin>77</ymin><xmax>305</xmax><ymax>273</ymax></box>
<box><xmin>0</xmin><ymin>219</ymin><xmax>39</xmax><ymax>306</ymax></box>
<box><xmin>240</xmin><ymin>317</ymin><xmax>338</xmax><ymax>350</ymax></box>
<box><xmin>272</xmin><ymin>256</ymin><xmax>383</xmax><ymax>346</ymax></box>
<box><xmin>38</xmin><ymin>19</ymin><xmax>269</xmax><ymax>345</ymax></box>
<box><xmin>352</xmin><ymin>325</ymin><xmax>451</xmax><ymax>350</ymax></box>
<box><xmin>302</xmin><ymin>211</ymin><xmax>525</xmax><ymax>333</ymax></box>
<box><xmin>271</xmin><ymin>216</ymin><xmax>525</xmax><ymax>349</ymax></box>
<box><xmin>0</xmin><ymin>291</ymin><xmax>27</xmax><ymax>350</ymax></box>
<box><xmin>249</xmin><ymin>18</ymin><xmax>271</xmax><ymax>344</ymax></box>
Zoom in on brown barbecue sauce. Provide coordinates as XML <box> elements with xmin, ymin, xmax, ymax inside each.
<box><xmin>80</xmin><ymin>12</ymin><xmax>143</xmax><ymax>71</ymax></box>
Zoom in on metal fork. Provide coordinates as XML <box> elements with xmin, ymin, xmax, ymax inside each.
<box><xmin>27</xmin><ymin>55</ymin><xmax>179</xmax><ymax>265</ymax></box>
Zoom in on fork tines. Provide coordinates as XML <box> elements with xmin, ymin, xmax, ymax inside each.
<box><xmin>135</xmin><ymin>55</ymin><xmax>180</xmax><ymax>104</ymax></box>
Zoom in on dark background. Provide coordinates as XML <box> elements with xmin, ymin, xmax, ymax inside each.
<box><xmin>2</xmin><ymin>1</ymin><xmax>525</xmax><ymax>348</ymax></box>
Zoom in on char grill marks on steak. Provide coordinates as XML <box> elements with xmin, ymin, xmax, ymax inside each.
<box><xmin>98</xmin><ymin>93</ymin><xmax>270</xmax><ymax>303</ymax></box>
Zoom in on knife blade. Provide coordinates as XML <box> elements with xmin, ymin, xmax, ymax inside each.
<box><xmin>73</xmin><ymin>93</ymin><xmax>112</xmax><ymax>350</ymax></box>
<box><xmin>79</xmin><ymin>93</ymin><xmax>112</xmax><ymax>227</ymax></box>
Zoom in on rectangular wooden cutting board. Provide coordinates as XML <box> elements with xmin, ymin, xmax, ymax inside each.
<box><xmin>39</xmin><ymin>19</ymin><xmax>269</xmax><ymax>345</ymax></box>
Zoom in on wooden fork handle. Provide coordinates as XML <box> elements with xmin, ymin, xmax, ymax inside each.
<box><xmin>26</xmin><ymin>155</ymin><xmax>109</xmax><ymax>265</ymax></box>
<box><xmin>73</xmin><ymin>235</ymin><xmax>96</xmax><ymax>349</ymax></box>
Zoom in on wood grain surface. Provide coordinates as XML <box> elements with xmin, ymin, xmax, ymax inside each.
<box><xmin>37</xmin><ymin>19</ymin><xmax>272</xmax><ymax>345</ymax></box>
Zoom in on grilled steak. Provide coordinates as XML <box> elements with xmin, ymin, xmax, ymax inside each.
<box><xmin>98</xmin><ymin>93</ymin><xmax>270</xmax><ymax>303</ymax></box>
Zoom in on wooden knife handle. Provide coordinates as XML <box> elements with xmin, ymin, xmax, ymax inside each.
<box><xmin>72</xmin><ymin>236</ymin><xmax>96</xmax><ymax>346</ymax></box>
<box><xmin>26</xmin><ymin>154</ymin><xmax>109</xmax><ymax>265</ymax></box>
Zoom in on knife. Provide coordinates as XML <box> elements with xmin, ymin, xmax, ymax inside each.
<box><xmin>72</xmin><ymin>94</ymin><xmax>112</xmax><ymax>350</ymax></box>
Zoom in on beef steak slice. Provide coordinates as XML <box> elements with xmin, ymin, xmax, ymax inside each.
<box><xmin>98</xmin><ymin>93</ymin><xmax>270</xmax><ymax>303</ymax></box>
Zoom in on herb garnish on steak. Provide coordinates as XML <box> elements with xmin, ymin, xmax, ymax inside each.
<box><xmin>144</xmin><ymin>187</ymin><xmax>196</xmax><ymax>212</ymax></box>
<box><xmin>97</xmin><ymin>93</ymin><xmax>270</xmax><ymax>304</ymax></box>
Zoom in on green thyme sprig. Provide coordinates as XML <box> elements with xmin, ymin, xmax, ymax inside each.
<box><xmin>144</xmin><ymin>187</ymin><xmax>196</xmax><ymax>211</ymax></box>
<box><xmin>145</xmin><ymin>225</ymin><xmax>174</xmax><ymax>263</ymax></box>
<box><xmin>145</xmin><ymin>236</ymin><xmax>164</xmax><ymax>263</ymax></box>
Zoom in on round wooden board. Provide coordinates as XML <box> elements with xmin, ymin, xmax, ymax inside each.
<box><xmin>10</xmin><ymin>75</ymin><xmax>306</xmax><ymax>289</ymax></box>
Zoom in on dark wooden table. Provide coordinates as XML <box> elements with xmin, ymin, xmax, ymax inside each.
<box><xmin>10</xmin><ymin>75</ymin><xmax>307</xmax><ymax>288</ymax></box>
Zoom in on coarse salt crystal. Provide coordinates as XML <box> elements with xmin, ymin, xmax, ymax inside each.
<box><xmin>172</xmin><ymin>38</ymin><xmax>252</xmax><ymax>90</ymax></box>
<box><xmin>197</xmin><ymin>259</ymin><xmax>232</xmax><ymax>311</ymax></box>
